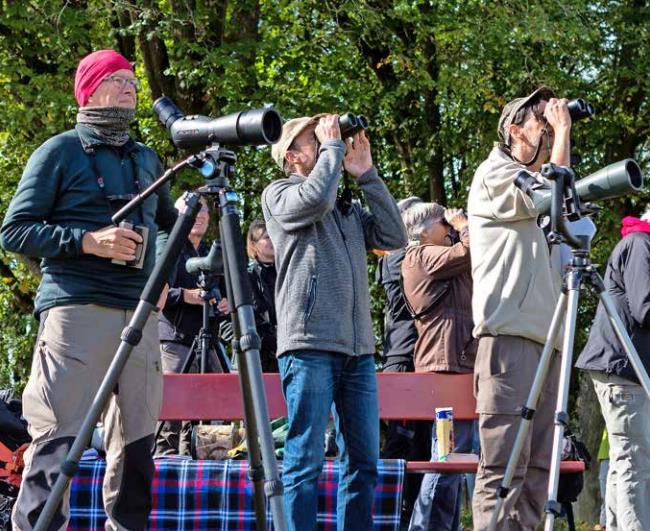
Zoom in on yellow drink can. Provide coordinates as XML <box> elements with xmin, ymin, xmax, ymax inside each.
<box><xmin>435</xmin><ymin>407</ymin><xmax>455</xmax><ymax>461</ymax></box>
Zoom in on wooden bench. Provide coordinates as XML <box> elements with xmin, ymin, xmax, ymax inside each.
<box><xmin>160</xmin><ymin>372</ymin><xmax>584</xmax><ymax>474</ymax></box>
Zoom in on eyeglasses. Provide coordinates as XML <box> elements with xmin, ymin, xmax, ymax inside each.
<box><xmin>102</xmin><ymin>75</ymin><xmax>141</xmax><ymax>91</ymax></box>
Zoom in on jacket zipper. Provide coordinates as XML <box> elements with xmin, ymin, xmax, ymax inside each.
<box><xmin>304</xmin><ymin>275</ymin><xmax>317</xmax><ymax>332</ymax></box>
<box><xmin>333</xmin><ymin>209</ymin><xmax>357</xmax><ymax>354</ymax></box>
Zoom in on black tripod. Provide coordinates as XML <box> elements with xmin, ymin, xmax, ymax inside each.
<box><xmin>153</xmin><ymin>265</ymin><xmax>231</xmax><ymax>451</ymax></box>
<box><xmin>35</xmin><ymin>146</ymin><xmax>286</xmax><ymax>531</ymax></box>
<box><xmin>487</xmin><ymin>163</ymin><xmax>650</xmax><ymax>531</ymax></box>
<box><xmin>171</xmin><ymin>264</ymin><xmax>232</xmax><ymax>376</ymax></box>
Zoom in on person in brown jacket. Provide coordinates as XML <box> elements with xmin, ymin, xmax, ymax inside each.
<box><xmin>401</xmin><ymin>202</ymin><xmax>477</xmax><ymax>531</ymax></box>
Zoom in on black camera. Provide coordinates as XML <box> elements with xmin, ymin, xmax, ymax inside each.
<box><xmin>339</xmin><ymin>113</ymin><xmax>369</xmax><ymax>138</ymax></box>
<box><xmin>111</xmin><ymin>221</ymin><xmax>148</xmax><ymax>269</ymax></box>
<box><xmin>154</xmin><ymin>96</ymin><xmax>282</xmax><ymax>149</ymax></box>
<box><xmin>567</xmin><ymin>99</ymin><xmax>595</xmax><ymax>122</ymax></box>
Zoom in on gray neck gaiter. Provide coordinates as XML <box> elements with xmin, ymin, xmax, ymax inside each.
<box><xmin>76</xmin><ymin>106</ymin><xmax>136</xmax><ymax>146</ymax></box>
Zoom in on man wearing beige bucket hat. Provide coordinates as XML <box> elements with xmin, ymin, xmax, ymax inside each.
<box><xmin>263</xmin><ymin>113</ymin><xmax>406</xmax><ymax>530</ymax></box>
<box><xmin>467</xmin><ymin>88</ymin><xmax>572</xmax><ymax>529</ymax></box>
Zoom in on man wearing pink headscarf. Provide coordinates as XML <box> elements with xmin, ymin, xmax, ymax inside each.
<box><xmin>1</xmin><ymin>49</ymin><xmax>177</xmax><ymax>530</ymax></box>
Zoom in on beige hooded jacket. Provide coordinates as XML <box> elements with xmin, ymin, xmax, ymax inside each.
<box><xmin>467</xmin><ymin>146</ymin><xmax>562</xmax><ymax>346</ymax></box>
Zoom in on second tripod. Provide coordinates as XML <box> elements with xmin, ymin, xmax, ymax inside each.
<box><xmin>487</xmin><ymin>163</ymin><xmax>650</xmax><ymax>531</ymax></box>
<box><xmin>154</xmin><ymin>266</ymin><xmax>231</xmax><ymax>454</ymax></box>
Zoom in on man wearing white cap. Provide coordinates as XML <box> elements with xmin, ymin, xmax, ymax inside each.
<box><xmin>262</xmin><ymin>114</ymin><xmax>406</xmax><ymax>530</ymax></box>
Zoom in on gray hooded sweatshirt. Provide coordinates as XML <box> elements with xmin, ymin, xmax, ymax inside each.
<box><xmin>262</xmin><ymin>139</ymin><xmax>407</xmax><ymax>357</ymax></box>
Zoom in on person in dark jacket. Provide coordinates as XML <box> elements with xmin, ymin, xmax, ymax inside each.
<box><xmin>155</xmin><ymin>195</ymin><xmax>229</xmax><ymax>456</ymax></box>
<box><xmin>263</xmin><ymin>114</ymin><xmax>406</xmax><ymax>531</ymax></box>
<box><xmin>377</xmin><ymin>197</ymin><xmax>429</xmax><ymax>522</ymax></box>
<box><xmin>0</xmin><ymin>50</ymin><xmax>177</xmax><ymax>531</ymax></box>
<box><xmin>401</xmin><ymin>202</ymin><xmax>476</xmax><ymax>531</ymax></box>
<box><xmin>378</xmin><ymin>196</ymin><xmax>422</xmax><ymax>373</ymax></box>
<box><xmin>246</xmin><ymin>219</ymin><xmax>278</xmax><ymax>373</ymax></box>
<box><xmin>576</xmin><ymin>211</ymin><xmax>650</xmax><ymax>530</ymax></box>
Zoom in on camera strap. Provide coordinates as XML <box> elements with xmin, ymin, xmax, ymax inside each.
<box><xmin>87</xmin><ymin>146</ymin><xmax>144</xmax><ymax>222</ymax></box>
<box><xmin>500</xmin><ymin>126</ymin><xmax>551</xmax><ymax>167</ymax></box>
<box><xmin>336</xmin><ymin>172</ymin><xmax>353</xmax><ymax>216</ymax></box>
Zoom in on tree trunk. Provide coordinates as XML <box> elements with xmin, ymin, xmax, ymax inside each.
<box><xmin>129</xmin><ymin>1</ymin><xmax>177</xmax><ymax>103</ymax></box>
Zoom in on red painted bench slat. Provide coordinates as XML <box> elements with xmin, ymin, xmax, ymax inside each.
<box><xmin>160</xmin><ymin>372</ymin><xmax>477</xmax><ymax>421</ymax></box>
<box><xmin>160</xmin><ymin>372</ymin><xmax>584</xmax><ymax>474</ymax></box>
<box><xmin>405</xmin><ymin>454</ymin><xmax>584</xmax><ymax>474</ymax></box>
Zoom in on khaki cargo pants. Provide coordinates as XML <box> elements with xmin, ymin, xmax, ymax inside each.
<box><xmin>471</xmin><ymin>335</ymin><xmax>560</xmax><ymax>531</ymax></box>
<box><xmin>12</xmin><ymin>304</ymin><xmax>162</xmax><ymax>531</ymax></box>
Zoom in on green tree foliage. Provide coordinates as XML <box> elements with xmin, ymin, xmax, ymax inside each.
<box><xmin>1</xmin><ymin>0</ymin><xmax>649</xmax><ymax>521</ymax></box>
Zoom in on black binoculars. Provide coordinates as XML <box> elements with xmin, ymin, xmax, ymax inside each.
<box><xmin>339</xmin><ymin>113</ymin><xmax>369</xmax><ymax>138</ymax></box>
<box><xmin>567</xmin><ymin>98</ymin><xmax>595</xmax><ymax>121</ymax></box>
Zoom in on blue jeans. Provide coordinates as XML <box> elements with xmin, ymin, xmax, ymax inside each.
<box><xmin>278</xmin><ymin>351</ymin><xmax>379</xmax><ymax>531</ymax></box>
<box><xmin>409</xmin><ymin>419</ymin><xmax>476</xmax><ymax>531</ymax></box>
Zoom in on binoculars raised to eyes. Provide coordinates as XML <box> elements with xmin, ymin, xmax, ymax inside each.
<box><xmin>339</xmin><ymin>113</ymin><xmax>369</xmax><ymax>138</ymax></box>
<box><xmin>567</xmin><ymin>98</ymin><xmax>595</xmax><ymax>122</ymax></box>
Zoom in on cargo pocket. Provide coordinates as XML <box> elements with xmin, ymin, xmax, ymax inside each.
<box><xmin>146</xmin><ymin>349</ymin><xmax>163</xmax><ymax>423</ymax></box>
<box><xmin>143</xmin><ymin>320</ymin><xmax>163</xmax><ymax>424</ymax></box>
<box><xmin>22</xmin><ymin>340</ymin><xmax>58</xmax><ymax>438</ymax></box>
<box><xmin>475</xmin><ymin>337</ymin><xmax>527</xmax><ymax>415</ymax></box>
<box><xmin>24</xmin><ymin>307</ymin><xmax>95</xmax><ymax>439</ymax></box>
<box><xmin>608</xmin><ymin>384</ymin><xmax>641</xmax><ymax>436</ymax></box>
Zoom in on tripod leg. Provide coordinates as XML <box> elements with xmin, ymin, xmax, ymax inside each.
<box><xmin>219</xmin><ymin>200</ymin><xmax>286</xmax><ymax>530</ymax></box>
<box><xmin>487</xmin><ymin>292</ymin><xmax>566</xmax><ymax>531</ymax></box>
<box><xmin>544</xmin><ymin>284</ymin><xmax>581</xmax><ymax>531</ymax></box>
<box><xmin>34</xmin><ymin>195</ymin><xmax>201</xmax><ymax>531</ymax></box>
<box><xmin>214</xmin><ymin>339</ymin><xmax>231</xmax><ymax>373</ymax></box>
<box><xmin>175</xmin><ymin>337</ymin><xmax>199</xmax><ymax>375</ymax></box>
<box><xmin>238</xmin><ymin>345</ymin><xmax>270</xmax><ymax>531</ymax></box>
<box><xmin>221</xmin><ymin>244</ymin><xmax>268</xmax><ymax>531</ymax></box>
<box><xmin>598</xmin><ymin>286</ymin><xmax>650</xmax><ymax>400</ymax></box>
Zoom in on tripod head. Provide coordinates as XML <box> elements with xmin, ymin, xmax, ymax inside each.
<box><xmin>111</xmin><ymin>140</ymin><xmax>240</xmax><ymax>227</ymax></box>
<box><xmin>539</xmin><ymin>162</ymin><xmax>593</xmax><ymax>251</ymax></box>
<box><xmin>191</xmin><ymin>145</ymin><xmax>237</xmax><ymax>191</ymax></box>
<box><xmin>515</xmin><ymin>162</ymin><xmax>602</xmax><ymax>253</ymax></box>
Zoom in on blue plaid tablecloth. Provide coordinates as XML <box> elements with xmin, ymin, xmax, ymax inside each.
<box><xmin>69</xmin><ymin>457</ymin><xmax>404</xmax><ymax>530</ymax></box>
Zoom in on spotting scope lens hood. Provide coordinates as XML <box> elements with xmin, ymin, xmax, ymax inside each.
<box><xmin>186</xmin><ymin>240</ymin><xmax>224</xmax><ymax>275</ymax></box>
